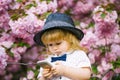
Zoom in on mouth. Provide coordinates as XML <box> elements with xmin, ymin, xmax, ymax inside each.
<box><xmin>54</xmin><ymin>51</ymin><xmax>66</xmax><ymax>56</ymax></box>
<box><xmin>53</xmin><ymin>52</ymin><xmax>61</xmax><ymax>55</ymax></box>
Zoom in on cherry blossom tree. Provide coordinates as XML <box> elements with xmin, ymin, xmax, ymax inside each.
<box><xmin>0</xmin><ymin>0</ymin><xmax>120</xmax><ymax>80</ymax></box>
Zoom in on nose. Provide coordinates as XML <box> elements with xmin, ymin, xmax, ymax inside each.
<box><xmin>52</xmin><ymin>45</ymin><xmax>58</xmax><ymax>50</ymax></box>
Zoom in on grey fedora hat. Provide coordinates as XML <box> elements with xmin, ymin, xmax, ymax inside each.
<box><xmin>34</xmin><ymin>12</ymin><xmax>84</xmax><ymax>46</ymax></box>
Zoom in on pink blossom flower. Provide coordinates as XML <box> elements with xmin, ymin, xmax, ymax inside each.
<box><xmin>97</xmin><ymin>65</ymin><xmax>105</xmax><ymax>74</ymax></box>
<box><xmin>27</xmin><ymin>70</ymin><xmax>34</xmax><ymax>79</ymax></box>
<box><xmin>94</xmin><ymin>22</ymin><xmax>119</xmax><ymax>39</ymax></box>
<box><xmin>88</xmin><ymin>53</ymin><xmax>95</xmax><ymax>64</ymax></box>
<box><xmin>0</xmin><ymin>46</ymin><xmax>8</xmax><ymax>70</ymax></box>
<box><xmin>88</xmin><ymin>49</ymin><xmax>101</xmax><ymax>64</ymax></box>
<box><xmin>58</xmin><ymin>0</ymin><xmax>74</xmax><ymax>8</ymax></box>
<box><xmin>0</xmin><ymin>69</ymin><xmax>6</xmax><ymax>76</ymax></box>
<box><xmin>114</xmin><ymin>68</ymin><xmax>120</xmax><ymax>73</ymax></box>
<box><xmin>10</xmin><ymin>48</ymin><xmax>21</xmax><ymax>61</ymax></box>
<box><xmin>16</xmin><ymin>47</ymin><xmax>27</xmax><ymax>54</ymax></box>
<box><xmin>9</xmin><ymin>13</ymin><xmax>44</xmax><ymax>39</ymax></box>
<box><xmin>23</xmin><ymin>47</ymin><xmax>41</xmax><ymax>61</ymax></box>
<box><xmin>34</xmin><ymin>1</ymin><xmax>48</xmax><ymax>15</ymax></box>
<box><xmin>72</xmin><ymin>0</ymin><xmax>94</xmax><ymax>15</ymax></box>
<box><xmin>0</xmin><ymin>0</ymin><xmax>12</xmax><ymax>10</ymax></box>
<box><xmin>97</xmin><ymin>58</ymin><xmax>112</xmax><ymax>74</ymax></box>
<box><xmin>95</xmin><ymin>38</ymin><xmax>113</xmax><ymax>46</ymax></box>
<box><xmin>93</xmin><ymin>6</ymin><xmax>118</xmax><ymax>23</ymax></box>
<box><xmin>0</xmin><ymin>0</ymin><xmax>12</xmax><ymax>6</ymax></box>
<box><xmin>101</xmin><ymin>58</ymin><xmax>113</xmax><ymax>71</ymax></box>
<box><xmin>48</xmin><ymin>0</ymin><xmax>58</xmax><ymax>12</ymax></box>
<box><xmin>9</xmin><ymin>2</ymin><xmax>21</xmax><ymax>9</ymax></box>
<box><xmin>7</xmin><ymin>64</ymin><xmax>20</xmax><ymax>72</ymax></box>
<box><xmin>0</xmin><ymin>0</ymin><xmax>119</xmax><ymax>80</ymax></box>
<box><xmin>105</xmin><ymin>52</ymin><xmax>117</xmax><ymax>62</ymax></box>
<box><xmin>26</xmin><ymin>0</ymin><xmax>57</xmax><ymax>15</ymax></box>
<box><xmin>4</xmin><ymin>74</ymin><xmax>13</xmax><ymax>80</ymax></box>
<box><xmin>80</xmin><ymin>22</ymin><xmax>89</xmax><ymax>29</ymax></box>
<box><xmin>10</xmin><ymin>46</ymin><xmax>27</xmax><ymax>55</ymax></box>
<box><xmin>113</xmin><ymin>34</ymin><xmax>120</xmax><ymax>43</ymax></box>
<box><xmin>80</xmin><ymin>31</ymin><xmax>97</xmax><ymax>50</ymax></box>
<box><xmin>0</xmin><ymin>41</ymin><xmax>13</xmax><ymax>48</ymax></box>
<box><xmin>0</xmin><ymin>10</ymin><xmax>10</xmax><ymax>30</ymax></box>
<box><xmin>20</xmin><ymin>77</ymin><xmax>27</xmax><ymax>80</ymax></box>
<box><xmin>102</xmin><ymin>70</ymin><xmax>114</xmax><ymax>80</ymax></box>
<box><xmin>0</xmin><ymin>33</ymin><xmax>14</xmax><ymax>42</ymax></box>
<box><xmin>111</xmin><ymin>44</ymin><xmax>120</xmax><ymax>57</ymax></box>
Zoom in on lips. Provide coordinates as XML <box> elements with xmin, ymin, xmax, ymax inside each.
<box><xmin>53</xmin><ymin>51</ymin><xmax>61</xmax><ymax>55</ymax></box>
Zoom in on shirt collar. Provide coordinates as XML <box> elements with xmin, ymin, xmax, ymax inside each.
<box><xmin>52</xmin><ymin>50</ymin><xmax>75</xmax><ymax>57</ymax></box>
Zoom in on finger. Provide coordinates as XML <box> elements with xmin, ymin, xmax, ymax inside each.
<box><xmin>43</xmin><ymin>72</ymin><xmax>52</xmax><ymax>78</ymax></box>
<box><xmin>51</xmin><ymin>66</ymin><xmax>55</xmax><ymax>70</ymax></box>
<box><xmin>52</xmin><ymin>68</ymin><xmax>58</xmax><ymax>75</ymax></box>
<box><xmin>44</xmin><ymin>68</ymin><xmax>51</xmax><ymax>72</ymax></box>
<box><xmin>43</xmin><ymin>68</ymin><xmax>50</xmax><ymax>71</ymax></box>
<box><xmin>42</xmin><ymin>70</ymin><xmax>51</xmax><ymax>76</ymax></box>
<box><xmin>53</xmin><ymin>71</ymin><xmax>57</xmax><ymax>75</ymax></box>
<box><xmin>54</xmin><ymin>61</ymin><xmax>61</xmax><ymax>65</ymax></box>
<box><xmin>47</xmin><ymin>73</ymin><xmax>53</xmax><ymax>79</ymax></box>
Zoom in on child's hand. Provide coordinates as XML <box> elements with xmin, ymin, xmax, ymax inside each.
<box><xmin>42</xmin><ymin>68</ymin><xmax>53</xmax><ymax>79</ymax></box>
<box><xmin>52</xmin><ymin>61</ymin><xmax>65</xmax><ymax>76</ymax></box>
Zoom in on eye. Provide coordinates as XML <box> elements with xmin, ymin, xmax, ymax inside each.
<box><xmin>56</xmin><ymin>42</ymin><xmax>61</xmax><ymax>45</ymax></box>
<box><xmin>47</xmin><ymin>44</ymin><xmax>53</xmax><ymax>46</ymax></box>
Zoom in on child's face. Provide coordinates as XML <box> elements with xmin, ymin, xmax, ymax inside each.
<box><xmin>46</xmin><ymin>40</ymin><xmax>70</xmax><ymax>55</ymax></box>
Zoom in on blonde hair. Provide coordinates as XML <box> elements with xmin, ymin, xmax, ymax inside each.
<box><xmin>41</xmin><ymin>29</ymin><xmax>87</xmax><ymax>52</ymax></box>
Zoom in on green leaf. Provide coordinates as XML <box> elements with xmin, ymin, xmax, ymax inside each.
<box><xmin>39</xmin><ymin>0</ymin><xmax>51</xmax><ymax>3</ymax></box>
<box><xmin>74</xmin><ymin>21</ymin><xmax>80</xmax><ymax>26</ymax></box>
<box><xmin>112</xmin><ymin>74</ymin><xmax>120</xmax><ymax>80</ymax></box>
<box><xmin>92</xmin><ymin>65</ymin><xmax>98</xmax><ymax>74</ymax></box>
<box><xmin>112</xmin><ymin>60</ymin><xmax>120</xmax><ymax>69</ymax></box>
<box><xmin>17</xmin><ymin>42</ymin><xmax>30</xmax><ymax>47</ymax></box>
<box><xmin>11</xmin><ymin>14</ymin><xmax>20</xmax><ymax>20</ymax></box>
<box><xmin>25</xmin><ymin>3</ymin><xmax>37</xmax><ymax>9</ymax></box>
<box><xmin>36</xmin><ymin>12</ymin><xmax>52</xmax><ymax>20</ymax></box>
<box><xmin>1</xmin><ymin>45</ymin><xmax>14</xmax><ymax>57</ymax></box>
<box><xmin>106</xmin><ymin>9</ymin><xmax>112</xmax><ymax>12</ymax></box>
<box><xmin>16</xmin><ymin>0</ymin><xmax>22</xmax><ymax>2</ymax></box>
<box><xmin>34</xmin><ymin>70</ymin><xmax>39</xmax><ymax>78</ymax></box>
<box><xmin>90</xmin><ymin>77</ymin><xmax>100</xmax><ymax>80</ymax></box>
<box><xmin>36</xmin><ymin>65</ymin><xmax>40</xmax><ymax>69</ymax></box>
<box><xmin>8</xmin><ymin>51</ymin><xmax>14</xmax><ymax>57</ymax></box>
<box><xmin>87</xmin><ymin>22</ymin><xmax>95</xmax><ymax>28</ymax></box>
<box><xmin>101</xmin><ymin>13</ymin><xmax>106</xmax><ymax>19</ymax></box>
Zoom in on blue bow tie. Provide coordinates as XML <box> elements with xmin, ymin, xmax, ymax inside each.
<box><xmin>51</xmin><ymin>54</ymin><xmax>66</xmax><ymax>62</ymax></box>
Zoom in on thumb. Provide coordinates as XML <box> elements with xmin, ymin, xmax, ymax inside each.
<box><xmin>54</xmin><ymin>61</ymin><xmax>62</xmax><ymax>65</ymax></box>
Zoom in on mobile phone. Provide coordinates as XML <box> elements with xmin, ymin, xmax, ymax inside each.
<box><xmin>37</xmin><ymin>60</ymin><xmax>52</xmax><ymax>69</ymax></box>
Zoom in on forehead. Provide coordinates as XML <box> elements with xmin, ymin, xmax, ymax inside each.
<box><xmin>46</xmin><ymin>39</ymin><xmax>63</xmax><ymax>44</ymax></box>
<box><xmin>41</xmin><ymin>29</ymin><xmax>73</xmax><ymax>46</ymax></box>
<box><xmin>42</xmin><ymin>29</ymin><xmax>65</xmax><ymax>41</ymax></box>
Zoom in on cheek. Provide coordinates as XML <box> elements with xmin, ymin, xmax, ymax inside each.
<box><xmin>61</xmin><ymin>44</ymin><xmax>69</xmax><ymax>51</ymax></box>
<box><xmin>48</xmin><ymin>47</ymin><xmax>52</xmax><ymax>52</ymax></box>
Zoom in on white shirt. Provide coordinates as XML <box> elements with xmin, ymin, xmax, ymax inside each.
<box><xmin>38</xmin><ymin>50</ymin><xmax>91</xmax><ymax>80</ymax></box>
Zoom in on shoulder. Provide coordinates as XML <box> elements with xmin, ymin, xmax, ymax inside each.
<box><xmin>67</xmin><ymin>50</ymin><xmax>88</xmax><ymax>59</ymax></box>
<box><xmin>71</xmin><ymin>50</ymin><xmax>90</xmax><ymax>61</ymax></box>
<box><xmin>73</xmin><ymin>50</ymin><xmax>87</xmax><ymax>56</ymax></box>
<box><xmin>74</xmin><ymin>50</ymin><xmax>86</xmax><ymax>54</ymax></box>
<box><xmin>66</xmin><ymin>50</ymin><xmax>91</xmax><ymax>67</ymax></box>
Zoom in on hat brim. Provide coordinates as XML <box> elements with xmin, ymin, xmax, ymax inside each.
<box><xmin>34</xmin><ymin>26</ymin><xmax>84</xmax><ymax>46</ymax></box>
